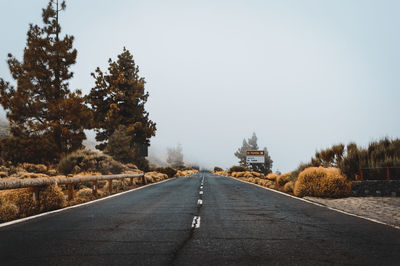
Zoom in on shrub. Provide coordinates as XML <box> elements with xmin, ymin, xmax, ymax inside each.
<box><xmin>293</xmin><ymin>167</ymin><xmax>351</xmax><ymax>198</ymax></box>
<box><xmin>155</xmin><ymin>167</ymin><xmax>177</xmax><ymax>178</ymax></box>
<box><xmin>0</xmin><ymin>200</ymin><xmax>19</xmax><ymax>223</ymax></box>
<box><xmin>277</xmin><ymin>172</ymin><xmax>291</xmax><ymax>187</ymax></box>
<box><xmin>39</xmin><ymin>185</ymin><xmax>65</xmax><ymax>212</ymax></box>
<box><xmin>0</xmin><ymin>188</ymin><xmax>38</xmax><ymax>218</ymax></box>
<box><xmin>214</xmin><ymin>166</ymin><xmax>223</xmax><ymax>172</ymax></box>
<box><xmin>266</xmin><ymin>173</ymin><xmax>278</xmax><ymax>181</ymax></box>
<box><xmin>22</xmin><ymin>163</ymin><xmax>48</xmax><ymax>174</ymax></box>
<box><xmin>283</xmin><ymin>181</ymin><xmax>294</xmax><ymax>193</ymax></box>
<box><xmin>229</xmin><ymin>165</ymin><xmax>248</xmax><ymax>173</ymax></box>
<box><xmin>58</xmin><ymin>149</ymin><xmax>126</xmax><ymax>175</ymax></box>
<box><xmin>0</xmin><ymin>135</ymin><xmax>58</xmax><ymax>164</ymax></box>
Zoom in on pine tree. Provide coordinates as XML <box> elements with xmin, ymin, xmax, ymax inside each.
<box><xmin>104</xmin><ymin>125</ymin><xmax>135</xmax><ymax>164</ymax></box>
<box><xmin>87</xmin><ymin>48</ymin><xmax>156</xmax><ymax>168</ymax></box>
<box><xmin>0</xmin><ymin>0</ymin><xmax>91</xmax><ymax>163</ymax></box>
<box><xmin>234</xmin><ymin>133</ymin><xmax>273</xmax><ymax>174</ymax></box>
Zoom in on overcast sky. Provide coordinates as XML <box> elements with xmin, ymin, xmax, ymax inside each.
<box><xmin>0</xmin><ymin>0</ymin><xmax>399</xmax><ymax>172</ymax></box>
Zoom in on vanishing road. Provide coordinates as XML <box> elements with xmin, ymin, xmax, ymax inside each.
<box><xmin>1</xmin><ymin>172</ymin><xmax>400</xmax><ymax>265</ymax></box>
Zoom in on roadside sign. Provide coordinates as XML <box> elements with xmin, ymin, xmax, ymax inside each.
<box><xmin>246</xmin><ymin>150</ymin><xmax>265</xmax><ymax>164</ymax></box>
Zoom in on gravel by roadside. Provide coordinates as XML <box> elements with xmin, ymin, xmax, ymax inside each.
<box><xmin>304</xmin><ymin>196</ymin><xmax>400</xmax><ymax>228</ymax></box>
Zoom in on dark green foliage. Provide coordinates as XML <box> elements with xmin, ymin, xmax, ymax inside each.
<box><xmin>104</xmin><ymin>125</ymin><xmax>135</xmax><ymax>164</ymax></box>
<box><xmin>57</xmin><ymin>149</ymin><xmax>126</xmax><ymax>175</ymax></box>
<box><xmin>87</xmin><ymin>48</ymin><xmax>156</xmax><ymax>151</ymax></box>
<box><xmin>310</xmin><ymin>138</ymin><xmax>400</xmax><ymax>180</ymax></box>
<box><xmin>234</xmin><ymin>133</ymin><xmax>273</xmax><ymax>174</ymax></box>
<box><xmin>214</xmin><ymin>166</ymin><xmax>223</xmax><ymax>172</ymax></box>
<box><xmin>229</xmin><ymin>165</ymin><xmax>248</xmax><ymax>173</ymax></box>
<box><xmin>312</xmin><ymin>144</ymin><xmax>345</xmax><ymax>168</ymax></box>
<box><xmin>154</xmin><ymin>167</ymin><xmax>177</xmax><ymax>178</ymax></box>
<box><xmin>0</xmin><ymin>1</ymin><xmax>91</xmax><ymax>164</ymax></box>
<box><xmin>0</xmin><ymin>135</ymin><xmax>57</xmax><ymax>164</ymax></box>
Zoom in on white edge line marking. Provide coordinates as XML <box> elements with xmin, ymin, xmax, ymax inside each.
<box><xmin>220</xmin><ymin>175</ymin><xmax>400</xmax><ymax>230</ymax></box>
<box><xmin>0</xmin><ymin>178</ymin><xmax>177</xmax><ymax>228</ymax></box>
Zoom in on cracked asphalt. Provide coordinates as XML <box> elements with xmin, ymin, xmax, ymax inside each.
<box><xmin>1</xmin><ymin>172</ymin><xmax>400</xmax><ymax>265</ymax></box>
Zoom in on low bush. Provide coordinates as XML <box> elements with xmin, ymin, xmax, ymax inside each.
<box><xmin>58</xmin><ymin>149</ymin><xmax>126</xmax><ymax>175</ymax></box>
<box><xmin>293</xmin><ymin>167</ymin><xmax>351</xmax><ymax>198</ymax></box>
<box><xmin>214</xmin><ymin>166</ymin><xmax>223</xmax><ymax>172</ymax></box>
<box><xmin>266</xmin><ymin>173</ymin><xmax>278</xmax><ymax>181</ymax></box>
<box><xmin>283</xmin><ymin>181</ymin><xmax>294</xmax><ymax>193</ymax></box>
<box><xmin>22</xmin><ymin>163</ymin><xmax>48</xmax><ymax>174</ymax></box>
<box><xmin>155</xmin><ymin>167</ymin><xmax>177</xmax><ymax>178</ymax></box>
<box><xmin>0</xmin><ymin>200</ymin><xmax>19</xmax><ymax>223</ymax></box>
<box><xmin>229</xmin><ymin>166</ymin><xmax>248</xmax><ymax>173</ymax></box>
<box><xmin>39</xmin><ymin>185</ymin><xmax>65</xmax><ymax>212</ymax></box>
<box><xmin>276</xmin><ymin>172</ymin><xmax>291</xmax><ymax>187</ymax></box>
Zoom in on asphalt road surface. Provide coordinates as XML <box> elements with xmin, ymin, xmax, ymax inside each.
<box><xmin>1</xmin><ymin>172</ymin><xmax>400</xmax><ymax>265</ymax></box>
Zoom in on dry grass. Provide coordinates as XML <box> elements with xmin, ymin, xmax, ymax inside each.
<box><xmin>214</xmin><ymin>170</ymin><xmax>228</xmax><ymax>176</ymax></box>
<box><xmin>293</xmin><ymin>167</ymin><xmax>351</xmax><ymax>198</ymax></box>
<box><xmin>266</xmin><ymin>173</ymin><xmax>278</xmax><ymax>181</ymax></box>
<box><xmin>0</xmin><ymin>188</ymin><xmax>38</xmax><ymax>218</ymax></box>
<box><xmin>276</xmin><ymin>172</ymin><xmax>291</xmax><ymax>187</ymax></box>
<box><xmin>174</xmin><ymin>170</ymin><xmax>198</xmax><ymax>177</ymax></box>
<box><xmin>39</xmin><ymin>185</ymin><xmax>65</xmax><ymax>212</ymax></box>
<box><xmin>22</xmin><ymin>163</ymin><xmax>48</xmax><ymax>174</ymax></box>
<box><xmin>0</xmin><ymin>200</ymin><xmax>19</xmax><ymax>222</ymax></box>
<box><xmin>283</xmin><ymin>181</ymin><xmax>294</xmax><ymax>193</ymax></box>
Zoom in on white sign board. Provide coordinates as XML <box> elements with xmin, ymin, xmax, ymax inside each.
<box><xmin>246</xmin><ymin>156</ymin><xmax>265</xmax><ymax>164</ymax></box>
<box><xmin>246</xmin><ymin>150</ymin><xmax>265</xmax><ymax>164</ymax></box>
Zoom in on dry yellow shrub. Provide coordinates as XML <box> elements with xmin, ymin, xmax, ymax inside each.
<box><xmin>247</xmin><ymin>177</ymin><xmax>255</xmax><ymax>183</ymax></box>
<box><xmin>276</xmin><ymin>172</ymin><xmax>291</xmax><ymax>187</ymax></box>
<box><xmin>0</xmin><ymin>188</ymin><xmax>38</xmax><ymax>218</ymax></box>
<box><xmin>236</xmin><ymin>172</ymin><xmax>245</xmax><ymax>178</ymax></box>
<box><xmin>254</xmin><ymin>177</ymin><xmax>261</xmax><ymax>184</ymax></box>
<box><xmin>22</xmin><ymin>163</ymin><xmax>48</xmax><ymax>173</ymax></box>
<box><xmin>39</xmin><ymin>185</ymin><xmax>66</xmax><ymax>212</ymax></box>
<box><xmin>0</xmin><ymin>201</ymin><xmax>19</xmax><ymax>222</ymax></box>
<box><xmin>266</xmin><ymin>173</ymin><xmax>277</xmax><ymax>181</ymax></box>
<box><xmin>76</xmin><ymin>188</ymin><xmax>96</xmax><ymax>200</ymax></box>
<box><xmin>145</xmin><ymin>172</ymin><xmax>168</xmax><ymax>182</ymax></box>
<box><xmin>244</xmin><ymin>172</ymin><xmax>253</xmax><ymax>178</ymax></box>
<box><xmin>259</xmin><ymin>179</ymin><xmax>267</xmax><ymax>186</ymax></box>
<box><xmin>294</xmin><ymin>167</ymin><xmax>351</xmax><ymax>198</ymax></box>
<box><xmin>215</xmin><ymin>171</ymin><xmax>228</xmax><ymax>176</ymax></box>
<box><xmin>283</xmin><ymin>181</ymin><xmax>294</xmax><ymax>193</ymax></box>
<box><xmin>251</xmin><ymin>172</ymin><xmax>261</xmax><ymax>177</ymax></box>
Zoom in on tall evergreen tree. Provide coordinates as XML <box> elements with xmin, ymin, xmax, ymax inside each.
<box><xmin>234</xmin><ymin>133</ymin><xmax>273</xmax><ymax>174</ymax></box>
<box><xmin>87</xmin><ymin>48</ymin><xmax>156</xmax><ymax>168</ymax></box>
<box><xmin>0</xmin><ymin>0</ymin><xmax>91</xmax><ymax>163</ymax></box>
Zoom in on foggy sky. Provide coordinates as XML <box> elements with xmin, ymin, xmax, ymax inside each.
<box><xmin>0</xmin><ymin>0</ymin><xmax>399</xmax><ymax>172</ymax></box>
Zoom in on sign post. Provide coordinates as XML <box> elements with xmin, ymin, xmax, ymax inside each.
<box><xmin>246</xmin><ymin>150</ymin><xmax>265</xmax><ymax>168</ymax></box>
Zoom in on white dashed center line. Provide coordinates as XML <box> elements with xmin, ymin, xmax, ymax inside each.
<box><xmin>191</xmin><ymin>216</ymin><xmax>201</xmax><ymax>228</ymax></box>
<box><xmin>199</xmin><ymin>191</ymin><xmax>203</xmax><ymax>195</ymax></box>
<box><xmin>197</xmin><ymin>199</ymin><xmax>203</xmax><ymax>205</ymax></box>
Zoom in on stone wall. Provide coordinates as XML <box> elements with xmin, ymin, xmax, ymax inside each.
<box><xmin>352</xmin><ymin>180</ymin><xmax>400</xmax><ymax>197</ymax></box>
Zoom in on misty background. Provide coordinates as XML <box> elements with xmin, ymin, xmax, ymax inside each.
<box><xmin>0</xmin><ymin>0</ymin><xmax>399</xmax><ymax>172</ymax></box>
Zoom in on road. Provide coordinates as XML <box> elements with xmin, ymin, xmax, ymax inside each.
<box><xmin>1</xmin><ymin>172</ymin><xmax>400</xmax><ymax>265</ymax></box>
